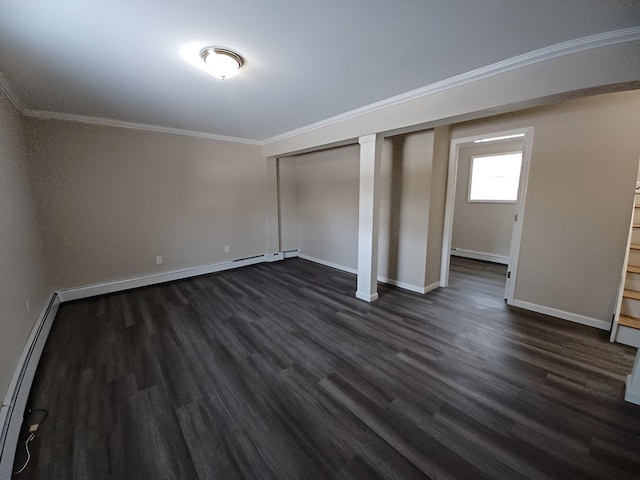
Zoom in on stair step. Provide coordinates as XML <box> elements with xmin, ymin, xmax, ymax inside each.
<box><xmin>628</xmin><ymin>266</ymin><xmax>640</xmax><ymax>274</ymax></box>
<box><xmin>633</xmin><ymin>224</ymin><xmax>640</xmax><ymax>229</ymax></box>
<box><xmin>631</xmin><ymin>243</ymin><xmax>640</xmax><ymax>250</ymax></box>
<box><xmin>619</xmin><ymin>315</ymin><xmax>640</xmax><ymax>330</ymax></box>
<box><xmin>623</xmin><ymin>289</ymin><xmax>640</xmax><ymax>300</ymax></box>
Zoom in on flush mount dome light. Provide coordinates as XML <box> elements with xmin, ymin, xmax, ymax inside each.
<box><xmin>200</xmin><ymin>47</ymin><xmax>244</xmax><ymax>79</ymax></box>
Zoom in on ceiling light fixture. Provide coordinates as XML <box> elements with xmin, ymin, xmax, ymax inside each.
<box><xmin>200</xmin><ymin>47</ymin><xmax>244</xmax><ymax>80</ymax></box>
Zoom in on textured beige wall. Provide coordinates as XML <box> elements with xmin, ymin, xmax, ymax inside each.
<box><xmin>281</xmin><ymin>146</ymin><xmax>360</xmax><ymax>270</ymax></box>
<box><xmin>452</xmin><ymin>140</ymin><xmax>523</xmax><ymax>257</ymax></box>
<box><xmin>25</xmin><ymin>119</ymin><xmax>267</xmax><ymax>289</ymax></box>
<box><xmin>378</xmin><ymin>132</ymin><xmax>433</xmax><ymax>287</ymax></box>
<box><xmin>0</xmin><ymin>99</ymin><xmax>51</xmax><ymax>399</ymax></box>
<box><xmin>425</xmin><ymin>126</ymin><xmax>450</xmax><ymax>286</ymax></box>
<box><xmin>280</xmin><ymin>130</ymin><xmax>435</xmax><ymax>289</ymax></box>
<box><xmin>452</xmin><ymin>90</ymin><xmax>640</xmax><ymax>321</ymax></box>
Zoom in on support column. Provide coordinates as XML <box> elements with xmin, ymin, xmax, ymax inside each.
<box><xmin>356</xmin><ymin>134</ymin><xmax>383</xmax><ymax>302</ymax></box>
<box><xmin>264</xmin><ymin>157</ymin><xmax>280</xmax><ymax>256</ymax></box>
<box><xmin>626</xmin><ymin>349</ymin><xmax>640</xmax><ymax>405</ymax></box>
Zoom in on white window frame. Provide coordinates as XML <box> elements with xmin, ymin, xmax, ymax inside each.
<box><xmin>467</xmin><ymin>151</ymin><xmax>523</xmax><ymax>204</ymax></box>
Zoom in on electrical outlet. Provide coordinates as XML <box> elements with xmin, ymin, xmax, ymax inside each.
<box><xmin>28</xmin><ymin>423</ymin><xmax>39</xmax><ymax>433</ymax></box>
<box><xmin>25</xmin><ymin>300</ymin><xmax>31</xmax><ymax>316</ymax></box>
<box><xmin>224</xmin><ymin>245</ymin><xmax>230</xmax><ymax>254</ymax></box>
<box><xmin>156</xmin><ymin>255</ymin><xmax>163</xmax><ymax>265</ymax></box>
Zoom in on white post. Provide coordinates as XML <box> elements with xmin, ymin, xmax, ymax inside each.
<box><xmin>264</xmin><ymin>157</ymin><xmax>280</xmax><ymax>255</ymax></box>
<box><xmin>356</xmin><ymin>134</ymin><xmax>382</xmax><ymax>302</ymax></box>
<box><xmin>625</xmin><ymin>349</ymin><xmax>640</xmax><ymax>405</ymax></box>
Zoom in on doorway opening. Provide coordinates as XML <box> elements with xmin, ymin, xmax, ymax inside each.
<box><xmin>440</xmin><ymin>128</ymin><xmax>534</xmax><ymax>303</ymax></box>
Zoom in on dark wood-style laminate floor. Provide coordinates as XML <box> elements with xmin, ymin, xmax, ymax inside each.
<box><xmin>13</xmin><ymin>257</ymin><xmax>640</xmax><ymax>479</ymax></box>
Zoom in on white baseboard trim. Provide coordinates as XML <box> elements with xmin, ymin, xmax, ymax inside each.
<box><xmin>626</xmin><ymin>374</ymin><xmax>640</xmax><ymax>405</ymax></box>
<box><xmin>423</xmin><ymin>281</ymin><xmax>441</xmax><ymax>294</ymax></box>
<box><xmin>282</xmin><ymin>249</ymin><xmax>300</xmax><ymax>259</ymax></box>
<box><xmin>58</xmin><ymin>253</ymin><xmax>282</xmax><ymax>302</ymax></box>
<box><xmin>298</xmin><ymin>254</ymin><xmax>358</xmax><ymax>275</ymax></box>
<box><xmin>509</xmin><ymin>299</ymin><xmax>611</xmax><ymax>331</ymax></box>
<box><xmin>297</xmin><ymin>253</ymin><xmax>438</xmax><ymax>295</ymax></box>
<box><xmin>376</xmin><ymin>276</ymin><xmax>437</xmax><ymax>295</ymax></box>
<box><xmin>356</xmin><ymin>291</ymin><xmax>379</xmax><ymax>302</ymax></box>
<box><xmin>614</xmin><ymin>324</ymin><xmax>640</xmax><ymax>348</ymax></box>
<box><xmin>451</xmin><ymin>248</ymin><xmax>509</xmax><ymax>265</ymax></box>
<box><xmin>0</xmin><ymin>293</ymin><xmax>60</xmax><ymax>480</ymax></box>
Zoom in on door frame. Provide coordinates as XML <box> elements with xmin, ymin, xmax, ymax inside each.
<box><xmin>439</xmin><ymin>127</ymin><xmax>534</xmax><ymax>304</ymax></box>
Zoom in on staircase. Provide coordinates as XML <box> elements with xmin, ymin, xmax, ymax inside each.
<box><xmin>611</xmin><ymin>192</ymin><xmax>640</xmax><ymax>404</ymax></box>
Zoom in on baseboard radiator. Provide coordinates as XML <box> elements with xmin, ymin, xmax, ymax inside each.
<box><xmin>0</xmin><ymin>293</ymin><xmax>60</xmax><ymax>480</ymax></box>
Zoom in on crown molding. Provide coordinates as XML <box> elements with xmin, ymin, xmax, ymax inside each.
<box><xmin>2</xmin><ymin>27</ymin><xmax>638</xmax><ymax>147</ymax></box>
<box><xmin>0</xmin><ymin>72</ymin><xmax>26</xmax><ymax>114</ymax></box>
<box><xmin>23</xmin><ymin>109</ymin><xmax>261</xmax><ymax>145</ymax></box>
<box><xmin>0</xmin><ymin>68</ymin><xmax>258</xmax><ymax>145</ymax></box>
<box><xmin>261</xmin><ymin>27</ymin><xmax>640</xmax><ymax>146</ymax></box>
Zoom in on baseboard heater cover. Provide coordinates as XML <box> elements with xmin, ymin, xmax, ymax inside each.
<box><xmin>233</xmin><ymin>254</ymin><xmax>265</xmax><ymax>262</ymax></box>
<box><xmin>0</xmin><ymin>293</ymin><xmax>60</xmax><ymax>480</ymax></box>
<box><xmin>58</xmin><ymin>252</ymin><xmax>284</xmax><ymax>302</ymax></box>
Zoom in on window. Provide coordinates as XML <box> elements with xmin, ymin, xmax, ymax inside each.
<box><xmin>468</xmin><ymin>152</ymin><xmax>522</xmax><ymax>202</ymax></box>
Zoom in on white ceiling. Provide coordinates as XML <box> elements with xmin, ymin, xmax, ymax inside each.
<box><xmin>0</xmin><ymin>0</ymin><xmax>639</xmax><ymax>141</ymax></box>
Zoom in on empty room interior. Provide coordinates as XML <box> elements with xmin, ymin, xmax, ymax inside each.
<box><xmin>2</xmin><ymin>2</ymin><xmax>640</xmax><ymax>479</ymax></box>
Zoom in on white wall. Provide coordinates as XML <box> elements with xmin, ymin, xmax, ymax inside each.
<box><xmin>25</xmin><ymin>119</ymin><xmax>268</xmax><ymax>290</ymax></box>
<box><xmin>0</xmin><ymin>99</ymin><xmax>52</xmax><ymax>400</ymax></box>
<box><xmin>452</xmin><ymin>90</ymin><xmax>640</xmax><ymax>322</ymax></box>
<box><xmin>451</xmin><ymin>140</ymin><xmax>523</xmax><ymax>260</ymax></box>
